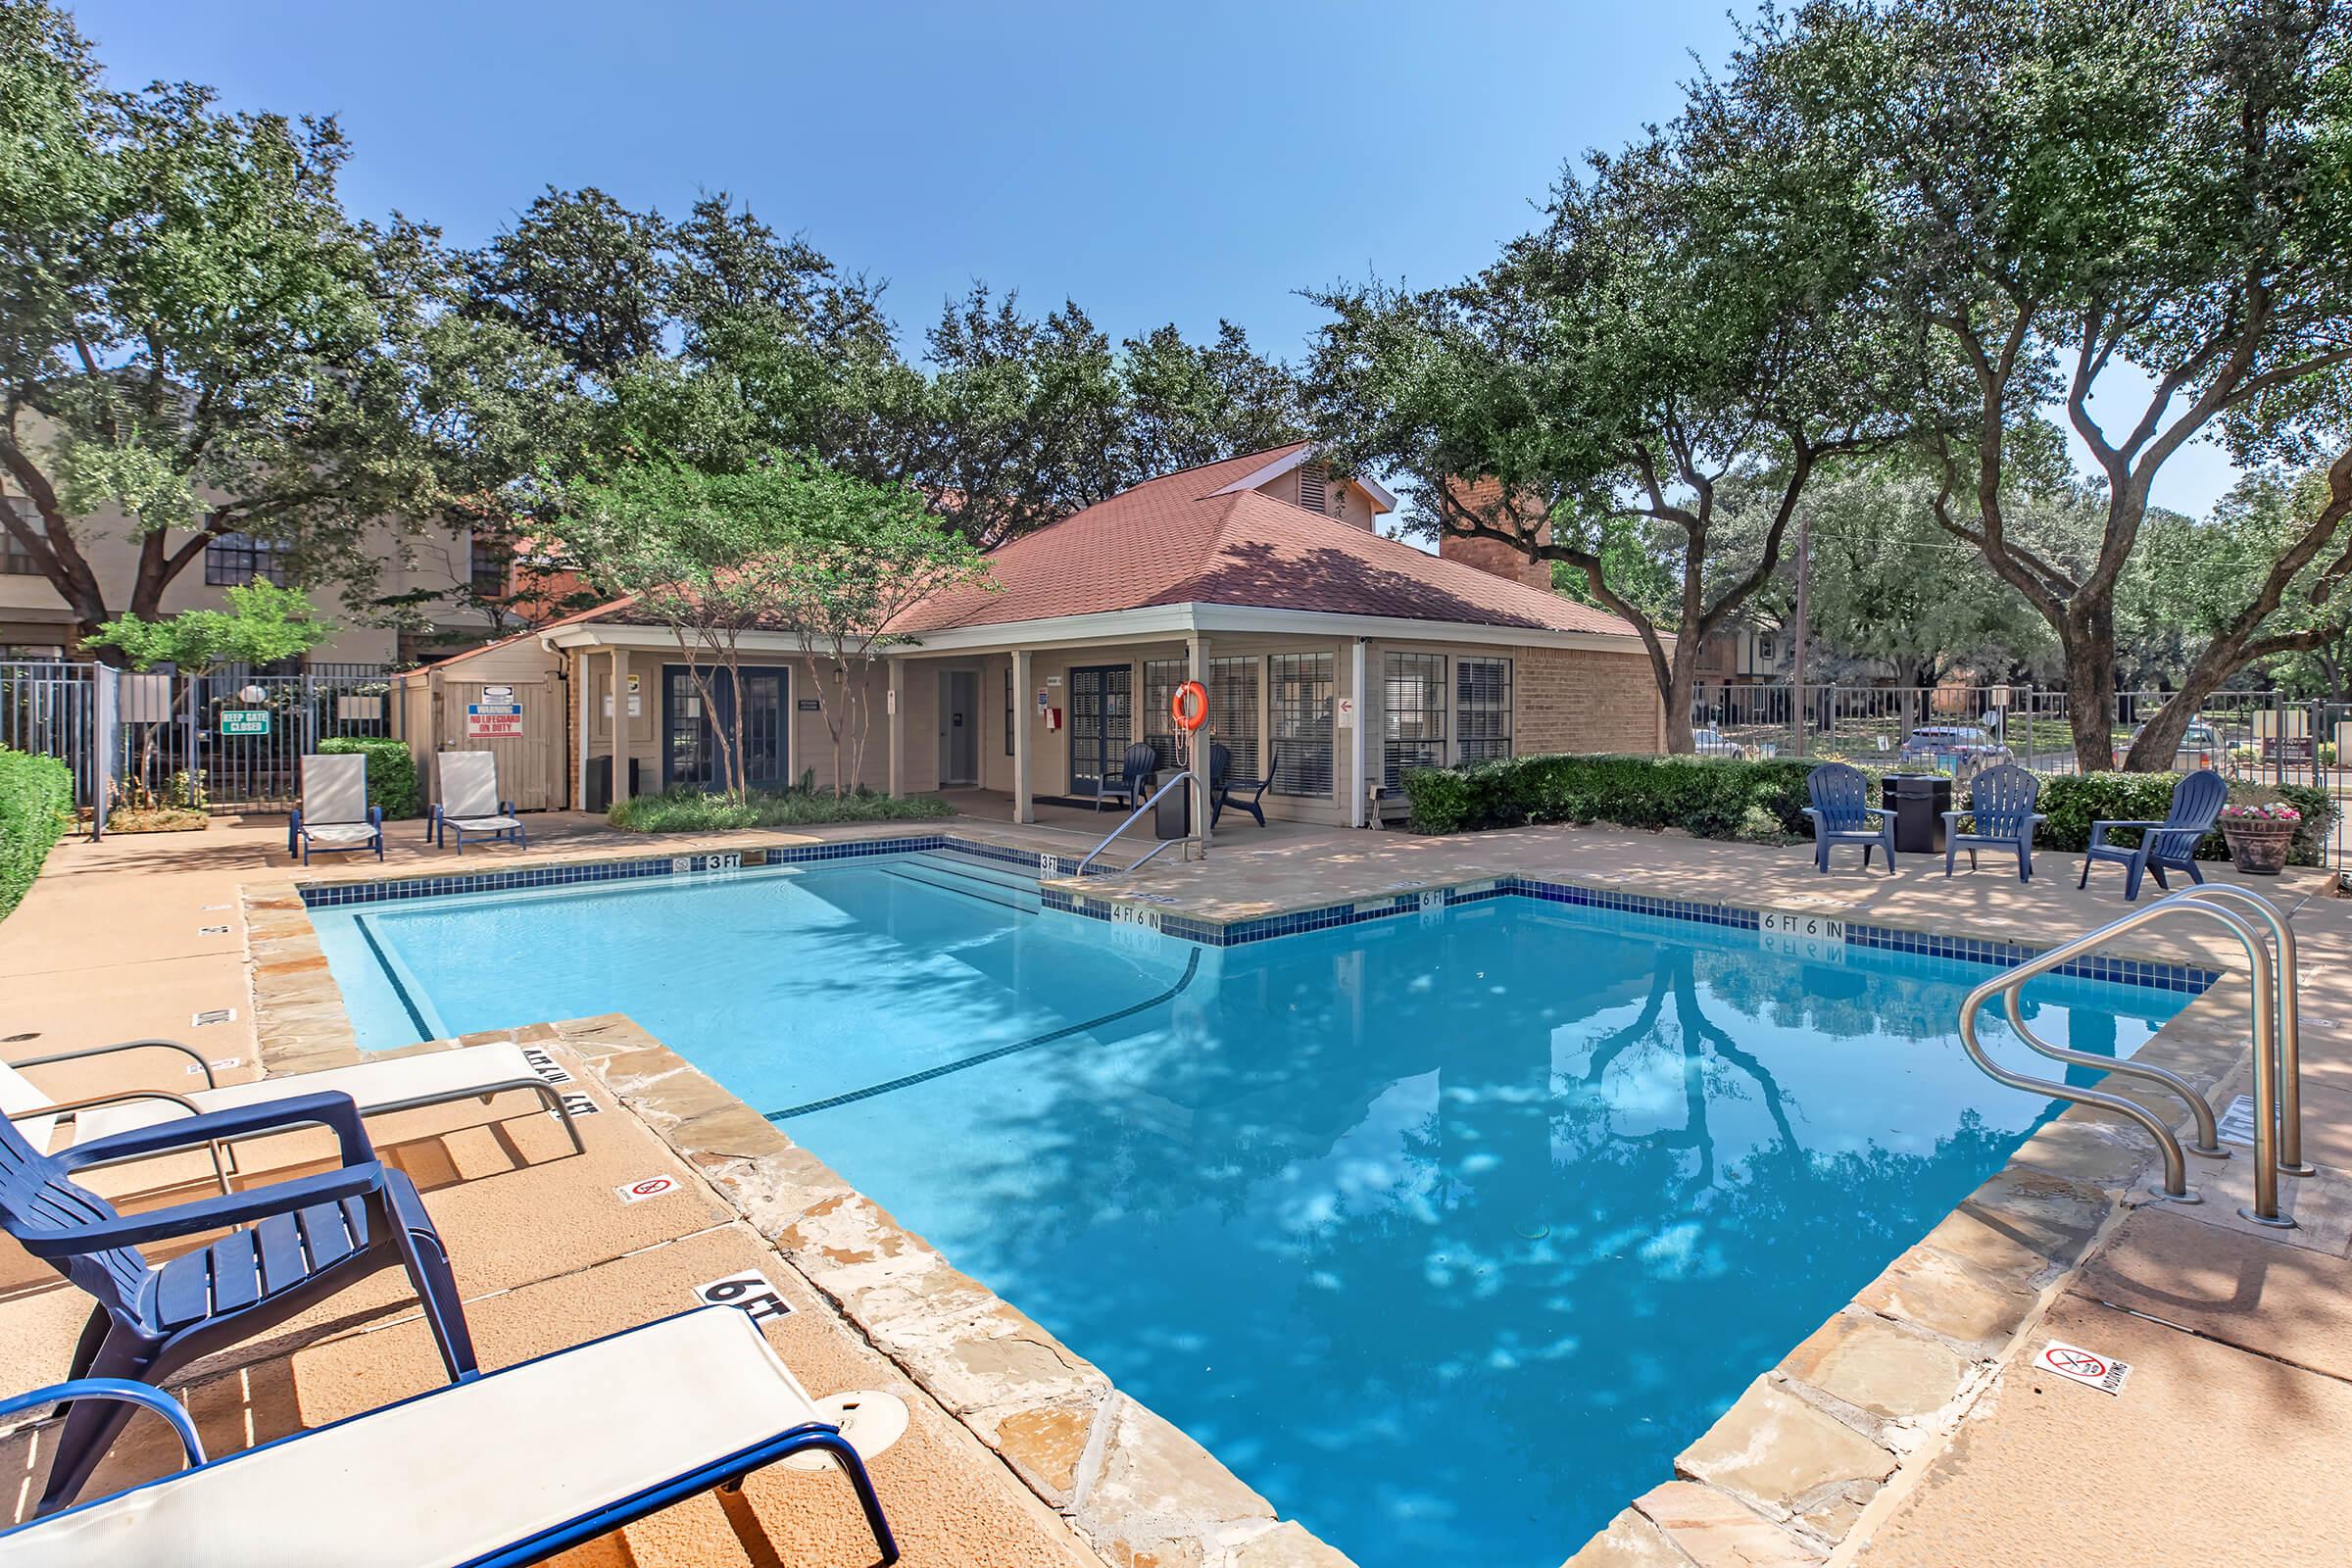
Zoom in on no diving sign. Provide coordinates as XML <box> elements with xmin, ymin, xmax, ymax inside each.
<box><xmin>2034</xmin><ymin>1340</ymin><xmax>2132</xmax><ymax>1396</ymax></box>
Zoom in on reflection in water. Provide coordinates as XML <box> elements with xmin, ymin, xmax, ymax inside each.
<box><xmin>359</xmin><ymin>871</ymin><xmax>2181</xmax><ymax>1568</ymax></box>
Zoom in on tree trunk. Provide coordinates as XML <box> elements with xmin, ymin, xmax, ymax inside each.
<box><xmin>1662</xmin><ymin>650</ymin><xmax>1698</xmax><ymax>755</ymax></box>
<box><xmin>2061</xmin><ymin>596</ymin><xmax>2121</xmax><ymax>772</ymax></box>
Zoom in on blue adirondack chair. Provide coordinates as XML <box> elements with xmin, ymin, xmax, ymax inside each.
<box><xmin>1209</xmin><ymin>742</ymin><xmax>1274</xmax><ymax>829</ymax></box>
<box><xmin>1803</xmin><ymin>762</ymin><xmax>1896</xmax><ymax>875</ymax></box>
<box><xmin>1942</xmin><ymin>763</ymin><xmax>2046</xmax><ymax>881</ymax></box>
<box><xmin>2080</xmin><ymin>768</ymin><xmax>2229</xmax><ymax>901</ymax></box>
<box><xmin>0</xmin><ymin>1089</ymin><xmax>476</xmax><ymax>1514</ymax></box>
<box><xmin>1096</xmin><ymin>742</ymin><xmax>1161</xmax><ymax>811</ymax></box>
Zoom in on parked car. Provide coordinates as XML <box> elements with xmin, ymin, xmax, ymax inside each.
<box><xmin>1692</xmin><ymin>727</ymin><xmax>1740</xmax><ymax>757</ymax></box>
<box><xmin>1897</xmin><ymin>725</ymin><xmax>1995</xmax><ymax>769</ymax></box>
<box><xmin>2111</xmin><ymin>721</ymin><xmax>2223</xmax><ymax>772</ymax></box>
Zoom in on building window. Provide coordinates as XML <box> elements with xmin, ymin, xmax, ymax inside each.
<box><xmin>205</xmin><ymin>530</ymin><xmax>290</xmax><ymax>587</ymax></box>
<box><xmin>1383</xmin><ymin>652</ymin><xmax>1447</xmax><ymax>791</ymax></box>
<box><xmin>1456</xmin><ymin>657</ymin><xmax>1512</xmax><ymax>762</ymax></box>
<box><xmin>1210</xmin><ymin>657</ymin><xmax>1258</xmax><ymax>781</ymax></box>
<box><xmin>0</xmin><ymin>499</ymin><xmax>42</xmax><ymax>576</ymax></box>
<box><xmin>1142</xmin><ymin>658</ymin><xmax>1188</xmax><ymax>775</ymax></box>
<box><xmin>1756</xmin><ymin>633</ymin><xmax>1776</xmax><ymax>662</ymax></box>
<box><xmin>1268</xmin><ymin>652</ymin><xmax>1334</xmax><ymax>797</ymax></box>
<box><xmin>469</xmin><ymin>536</ymin><xmax>511</xmax><ymax>597</ymax></box>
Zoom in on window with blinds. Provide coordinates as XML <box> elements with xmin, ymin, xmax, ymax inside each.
<box><xmin>1383</xmin><ymin>652</ymin><xmax>1447</xmax><ymax>791</ymax></box>
<box><xmin>1210</xmin><ymin>657</ymin><xmax>1258</xmax><ymax>780</ymax></box>
<box><xmin>1142</xmin><ymin>658</ymin><xmax>1187</xmax><ymax>774</ymax></box>
<box><xmin>0</xmin><ymin>499</ymin><xmax>42</xmax><ymax>576</ymax></box>
<box><xmin>1269</xmin><ymin>652</ymin><xmax>1334</xmax><ymax>796</ymax></box>
<box><xmin>1456</xmin><ymin>657</ymin><xmax>1513</xmax><ymax>762</ymax></box>
<box><xmin>205</xmin><ymin>530</ymin><xmax>291</xmax><ymax>586</ymax></box>
<box><xmin>1296</xmin><ymin>462</ymin><xmax>1328</xmax><ymax>514</ymax></box>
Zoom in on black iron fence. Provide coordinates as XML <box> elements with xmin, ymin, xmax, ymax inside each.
<box><xmin>1</xmin><ymin>660</ymin><xmax>403</xmax><ymax>824</ymax></box>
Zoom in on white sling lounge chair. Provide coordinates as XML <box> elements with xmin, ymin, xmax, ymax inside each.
<box><xmin>288</xmin><ymin>752</ymin><xmax>383</xmax><ymax>864</ymax></box>
<box><xmin>431</xmin><ymin>752</ymin><xmax>527</xmax><ymax>854</ymax></box>
<box><xmin>0</xmin><ymin>1305</ymin><xmax>901</xmax><ymax>1565</ymax></box>
<box><xmin>0</xmin><ymin>1037</ymin><xmax>583</xmax><ymax>1184</ymax></box>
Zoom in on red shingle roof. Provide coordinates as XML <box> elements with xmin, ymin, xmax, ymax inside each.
<box><xmin>897</xmin><ymin>444</ymin><xmax>1637</xmax><ymax>638</ymax></box>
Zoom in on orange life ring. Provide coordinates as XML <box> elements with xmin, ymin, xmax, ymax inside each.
<box><xmin>1171</xmin><ymin>680</ymin><xmax>1208</xmax><ymax>732</ymax></box>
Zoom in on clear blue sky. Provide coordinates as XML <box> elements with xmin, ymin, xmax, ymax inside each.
<box><xmin>68</xmin><ymin>0</ymin><xmax>2236</xmax><ymax>514</ymax></box>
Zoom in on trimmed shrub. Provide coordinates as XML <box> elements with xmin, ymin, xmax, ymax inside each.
<box><xmin>1403</xmin><ymin>754</ymin><xmax>2333</xmax><ymax>867</ymax></box>
<box><xmin>610</xmin><ymin>785</ymin><xmax>956</xmax><ymax>833</ymax></box>
<box><xmin>318</xmin><ymin>736</ymin><xmax>421</xmax><ymax>819</ymax></box>
<box><xmin>2039</xmin><ymin>772</ymin><xmax>2330</xmax><ymax>865</ymax></box>
<box><xmin>0</xmin><ymin>746</ymin><xmax>74</xmax><ymax>921</ymax></box>
<box><xmin>1399</xmin><ymin>753</ymin><xmax>1819</xmax><ymax>839</ymax></box>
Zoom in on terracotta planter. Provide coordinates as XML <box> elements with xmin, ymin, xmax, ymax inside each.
<box><xmin>2220</xmin><ymin>819</ymin><xmax>2296</xmax><ymax>874</ymax></box>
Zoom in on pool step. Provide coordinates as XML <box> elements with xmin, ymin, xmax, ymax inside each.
<box><xmin>884</xmin><ymin>853</ymin><xmax>1043</xmax><ymax>914</ymax></box>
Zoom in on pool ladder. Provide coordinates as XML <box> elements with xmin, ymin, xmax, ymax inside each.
<box><xmin>1956</xmin><ymin>883</ymin><xmax>2309</xmax><ymax>1228</ymax></box>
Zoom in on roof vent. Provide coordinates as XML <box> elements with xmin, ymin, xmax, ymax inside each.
<box><xmin>1297</xmin><ymin>463</ymin><xmax>1329</xmax><ymax>515</ymax></box>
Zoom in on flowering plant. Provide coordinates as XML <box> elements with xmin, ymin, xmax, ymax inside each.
<box><xmin>2220</xmin><ymin>802</ymin><xmax>2301</xmax><ymax>823</ymax></box>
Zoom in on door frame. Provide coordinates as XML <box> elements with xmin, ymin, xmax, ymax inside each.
<box><xmin>937</xmin><ymin>667</ymin><xmax>981</xmax><ymax>787</ymax></box>
<box><xmin>1067</xmin><ymin>662</ymin><xmax>1132</xmax><ymax>795</ymax></box>
<box><xmin>661</xmin><ymin>664</ymin><xmax>790</xmax><ymax>790</ymax></box>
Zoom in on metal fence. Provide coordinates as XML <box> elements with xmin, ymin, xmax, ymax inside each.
<box><xmin>2</xmin><ymin>660</ymin><xmax>403</xmax><ymax>824</ymax></box>
<box><xmin>1694</xmin><ymin>680</ymin><xmax>2352</xmax><ymax>869</ymax></box>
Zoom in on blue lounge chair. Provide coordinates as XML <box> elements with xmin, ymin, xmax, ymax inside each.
<box><xmin>0</xmin><ymin>1090</ymin><xmax>476</xmax><ymax>1514</ymax></box>
<box><xmin>1942</xmin><ymin>763</ymin><xmax>2046</xmax><ymax>881</ymax></box>
<box><xmin>2079</xmin><ymin>768</ymin><xmax>2228</xmax><ymax>901</ymax></box>
<box><xmin>287</xmin><ymin>752</ymin><xmax>383</xmax><ymax>864</ymax></box>
<box><xmin>0</xmin><ymin>1307</ymin><xmax>898</xmax><ymax>1566</ymax></box>
<box><xmin>1803</xmin><ymin>762</ymin><xmax>1896</xmax><ymax>875</ymax></box>
<box><xmin>1210</xmin><ymin>742</ymin><xmax>1274</xmax><ymax>829</ymax></box>
<box><xmin>1095</xmin><ymin>741</ymin><xmax>1160</xmax><ymax>811</ymax></box>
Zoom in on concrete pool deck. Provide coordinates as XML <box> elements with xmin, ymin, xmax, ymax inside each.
<box><xmin>3</xmin><ymin>808</ymin><xmax>2349</xmax><ymax>1566</ymax></box>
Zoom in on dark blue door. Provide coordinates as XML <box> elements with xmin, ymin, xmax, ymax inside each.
<box><xmin>663</xmin><ymin>666</ymin><xmax>788</xmax><ymax>790</ymax></box>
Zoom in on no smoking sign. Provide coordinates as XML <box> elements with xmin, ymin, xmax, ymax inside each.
<box><xmin>614</xmin><ymin>1173</ymin><xmax>683</xmax><ymax>1204</ymax></box>
<box><xmin>2034</xmin><ymin>1340</ymin><xmax>2132</xmax><ymax>1396</ymax></box>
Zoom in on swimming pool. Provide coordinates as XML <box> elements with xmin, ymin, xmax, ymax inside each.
<box><xmin>314</xmin><ymin>851</ymin><xmax>2187</xmax><ymax>1567</ymax></box>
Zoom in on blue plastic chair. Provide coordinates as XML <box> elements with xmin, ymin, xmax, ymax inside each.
<box><xmin>1096</xmin><ymin>742</ymin><xmax>1161</xmax><ymax>811</ymax></box>
<box><xmin>2079</xmin><ymin>769</ymin><xmax>2228</xmax><ymax>901</ymax></box>
<box><xmin>1942</xmin><ymin>764</ymin><xmax>2046</xmax><ymax>881</ymax></box>
<box><xmin>1802</xmin><ymin>762</ymin><xmax>1896</xmax><ymax>875</ymax></box>
<box><xmin>0</xmin><ymin>1089</ymin><xmax>476</xmax><ymax>1514</ymax></box>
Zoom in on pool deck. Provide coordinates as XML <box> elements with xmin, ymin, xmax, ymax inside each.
<box><xmin>3</xmin><ymin>808</ymin><xmax>2350</xmax><ymax>1566</ymax></box>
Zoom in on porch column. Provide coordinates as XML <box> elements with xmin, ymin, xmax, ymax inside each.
<box><xmin>610</xmin><ymin>647</ymin><xmax>631</xmax><ymax>808</ymax></box>
<box><xmin>572</xmin><ymin>649</ymin><xmax>591</xmax><ymax>812</ymax></box>
<box><xmin>1348</xmin><ymin>638</ymin><xmax>1368</xmax><ymax>828</ymax></box>
<box><xmin>887</xmin><ymin>657</ymin><xmax>906</xmax><ymax>797</ymax></box>
<box><xmin>1188</xmin><ymin>632</ymin><xmax>1212</xmax><ymax>852</ymax></box>
<box><xmin>1012</xmin><ymin>647</ymin><xmax>1035</xmax><ymax>824</ymax></box>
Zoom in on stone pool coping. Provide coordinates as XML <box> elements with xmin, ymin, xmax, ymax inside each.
<box><xmin>239</xmin><ymin>827</ymin><xmax>2271</xmax><ymax>1568</ymax></box>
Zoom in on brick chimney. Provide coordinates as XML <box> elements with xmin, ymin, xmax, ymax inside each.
<box><xmin>1437</xmin><ymin>478</ymin><xmax>1553</xmax><ymax>592</ymax></box>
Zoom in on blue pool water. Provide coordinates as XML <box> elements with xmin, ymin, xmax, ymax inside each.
<box><xmin>316</xmin><ymin>855</ymin><xmax>2185</xmax><ymax>1567</ymax></box>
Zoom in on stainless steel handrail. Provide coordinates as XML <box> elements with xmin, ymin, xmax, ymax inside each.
<box><xmin>1075</xmin><ymin>770</ymin><xmax>1193</xmax><ymax>877</ymax></box>
<box><xmin>1953</xmin><ymin>888</ymin><xmax>2295</xmax><ymax>1226</ymax></box>
<box><xmin>2177</xmin><ymin>884</ymin><xmax>2310</xmax><ymax>1176</ymax></box>
<box><xmin>2000</xmin><ymin>985</ymin><xmax>2227</xmax><ymax>1159</ymax></box>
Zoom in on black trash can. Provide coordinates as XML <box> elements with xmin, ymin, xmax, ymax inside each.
<box><xmin>1882</xmin><ymin>773</ymin><xmax>1951</xmax><ymax>855</ymax></box>
<box><xmin>1152</xmin><ymin>777</ymin><xmax>1191</xmax><ymax>840</ymax></box>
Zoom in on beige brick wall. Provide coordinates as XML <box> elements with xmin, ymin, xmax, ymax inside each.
<box><xmin>1515</xmin><ymin>646</ymin><xmax>1661</xmax><ymax>755</ymax></box>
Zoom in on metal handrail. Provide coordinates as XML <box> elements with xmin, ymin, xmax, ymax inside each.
<box><xmin>2176</xmin><ymin>884</ymin><xmax>2310</xmax><ymax>1175</ymax></box>
<box><xmin>1954</xmin><ymin>887</ymin><xmax>2295</xmax><ymax>1226</ymax></box>
<box><xmin>1075</xmin><ymin>770</ymin><xmax>1193</xmax><ymax>877</ymax></box>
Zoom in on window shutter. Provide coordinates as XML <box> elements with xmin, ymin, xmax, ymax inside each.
<box><xmin>1297</xmin><ymin>462</ymin><xmax>1328</xmax><ymax>514</ymax></box>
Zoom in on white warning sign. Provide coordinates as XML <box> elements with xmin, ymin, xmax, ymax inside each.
<box><xmin>614</xmin><ymin>1173</ymin><xmax>682</xmax><ymax>1204</ymax></box>
<box><xmin>2034</xmin><ymin>1340</ymin><xmax>2132</xmax><ymax>1396</ymax></box>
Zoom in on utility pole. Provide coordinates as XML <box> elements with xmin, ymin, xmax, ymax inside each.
<box><xmin>1790</xmin><ymin>508</ymin><xmax>1812</xmax><ymax>758</ymax></box>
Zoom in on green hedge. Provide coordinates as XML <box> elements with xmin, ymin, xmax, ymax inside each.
<box><xmin>1400</xmin><ymin>754</ymin><xmax>1819</xmax><ymax>841</ymax></box>
<box><xmin>0</xmin><ymin>746</ymin><xmax>74</xmax><ymax>921</ymax></box>
<box><xmin>611</xmin><ymin>786</ymin><xmax>956</xmax><ymax>833</ymax></box>
<box><xmin>1400</xmin><ymin>754</ymin><xmax>2332</xmax><ymax>865</ymax></box>
<box><xmin>318</xmin><ymin>736</ymin><xmax>421</xmax><ymax>819</ymax></box>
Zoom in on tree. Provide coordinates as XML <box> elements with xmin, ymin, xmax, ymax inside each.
<box><xmin>1115</xmin><ymin>320</ymin><xmax>1307</xmax><ymax>483</ymax></box>
<box><xmin>560</xmin><ymin>454</ymin><xmax>992</xmax><ymax>800</ymax></box>
<box><xmin>1740</xmin><ymin>0</ymin><xmax>2352</xmax><ymax>768</ymax></box>
<box><xmin>0</xmin><ymin>3</ymin><xmax>564</xmax><ymax>654</ymax></box>
<box><xmin>1309</xmin><ymin>62</ymin><xmax>1924</xmax><ymax>752</ymax></box>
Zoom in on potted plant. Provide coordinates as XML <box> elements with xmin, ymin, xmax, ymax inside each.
<box><xmin>2218</xmin><ymin>797</ymin><xmax>2301</xmax><ymax>875</ymax></box>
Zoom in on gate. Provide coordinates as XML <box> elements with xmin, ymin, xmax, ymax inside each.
<box><xmin>0</xmin><ymin>661</ymin><xmax>99</xmax><ymax>809</ymax></box>
<box><xmin>428</xmin><ymin>676</ymin><xmax>561</xmax><ymax>810</ymax></box>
